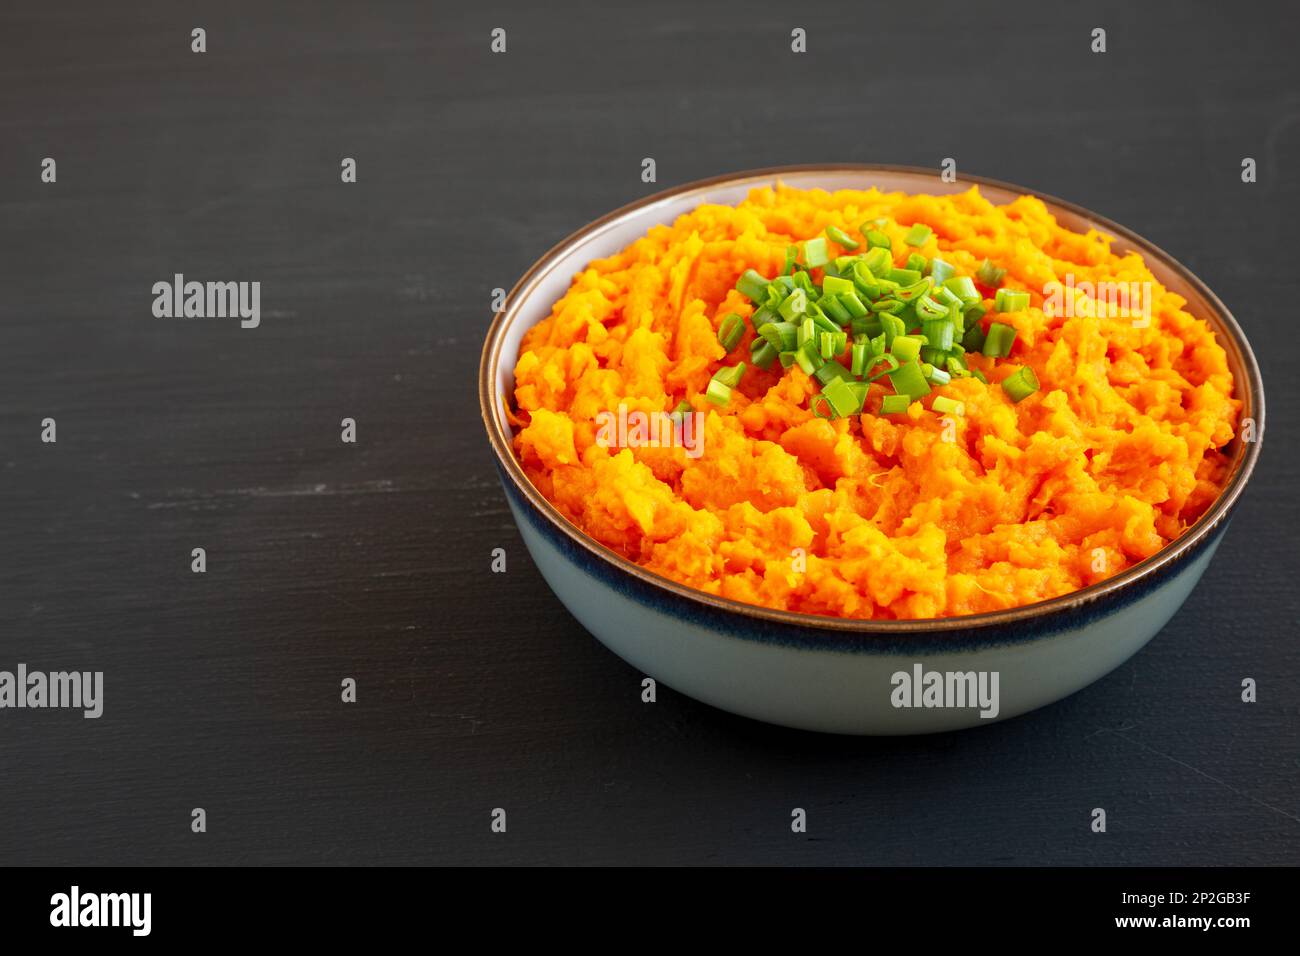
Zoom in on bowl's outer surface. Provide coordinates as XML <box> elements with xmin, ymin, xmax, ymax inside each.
<box><xmin>480</xmin><ymin>166</ymin><xmax>1263</xmax><ymax>734</ymax></box>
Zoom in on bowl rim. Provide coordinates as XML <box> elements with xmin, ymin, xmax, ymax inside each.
<box><xmin>478</xmin><ymin>163</ymin><xmax>1265</xmax><ymax>636</ymax></box>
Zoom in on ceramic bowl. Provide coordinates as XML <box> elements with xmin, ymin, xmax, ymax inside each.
<box><xmin>478</xmin><ymin>165</ymin><xmax>1264</xmax><ymax>735</ymax></box>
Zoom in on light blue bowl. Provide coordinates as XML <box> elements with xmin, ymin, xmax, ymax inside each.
<box><xmin>480</xmin><ymin>166</ymin><xmax>1264</xmax><ymax>735</ymax></box>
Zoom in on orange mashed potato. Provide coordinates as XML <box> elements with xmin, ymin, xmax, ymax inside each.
<box><xmin>510</xmin><ymin>184</ymin><xmax>1238</xmax><ymax>619</ymax></box>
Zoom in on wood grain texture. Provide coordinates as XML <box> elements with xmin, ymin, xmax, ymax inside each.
<box><xmin>0</xmin><ymin>0</ymin><xmax>1296</xmax><ymax>866</ymax></box>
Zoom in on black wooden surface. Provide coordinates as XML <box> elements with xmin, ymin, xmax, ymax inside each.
<box><xmin>0</xmin><ymin>0</ymin><xmax>1296</xmax><ymax>866</ymax></box>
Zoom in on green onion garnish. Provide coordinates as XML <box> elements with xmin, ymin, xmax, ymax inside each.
<box><xmin>863</xmin><ymin>229</ymin><xmax>892</xmax><ymax>251</ymax></box>
<box><xmin>928</xmin><ymin>258</ymin><xmax>956</xmax><ymax>285</ymax></box>
<box><xmin>736</xmin><ymin>269</ymin><xmax>768</xmax><ymax>302</ymax></box>
<box><xmin>904</xmin><ymin>223</ymin><xmax>933</xmax><ymax>247</ymax></box>
<box><xmin>976</xmin><ymin>259</ymin><xmax>1006</xmax><ymax>288</ymax></box>
<box><xmin>1001</xmin><ymin>366</ymin><xmax>1040</xmax><ymax>403</ymax></box>
<box><xmin>712</xmin><ymin>362</ymin><xmax>746</xmax><ymax>388</ymax></box>
<box><xmin>887</xmin><ymin>359</ymin><xmax>932</xmax><ymax>400</ymax></box>
<box><xmin>705</xmin><ymin>379</ymin><xmax>732</xmax><ymax>406</ymax></box>
<box><xmin>880</xmin><ymin>394</ymin><xmax>912</xmax><ymax>415</ymax></box>
<box><xmin>778</xmin><ymin>288</ymin><xmax>807</xmax><ymax>321</ymax></box>
<box><xmin>750</xmin><ymin>338</ymin><xmax>779</xmax><ymax>369</ymax></box>
<box><xmin>803</xmin><ymin>237</ymin><xmax>830</xmax><ymax>269</ymax></box>
<box><xmin>932</xmin><ymin>396</ymin><xmax>965</xmax><ymax>416</ymax></box>
<box><xmin>821</xmin><ymin>377</ymin><xmax>862</xmax><ymax>418</ymax></box>
<box><xmin>825</xmin><ymin>225</ymin><xmax>859</xmax><ymax>250</ymax></box>
<box><xmin>717</xmin><ymin>313</ymin><xmax>745</xmax><ymax>351</ymax></box>
<box><xmin>943</xmin><ymin>276</ymin><xmax>980</xmax><ymax>306</ymax></box>
<box><xmin>982</xmin><ymin>322</ymin><xmax>1018</xmax><ymax>358</ymax></box>
<box><xmin>993</xmin><ymin>288</ymin><xmax>1030</xmax><ymax>313</ymax></box>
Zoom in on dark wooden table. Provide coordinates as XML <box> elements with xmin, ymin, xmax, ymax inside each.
<box><xmin>1</xmin><ymin>0</ymin><xmax>1296</xmax><ymax>865</ymax></box>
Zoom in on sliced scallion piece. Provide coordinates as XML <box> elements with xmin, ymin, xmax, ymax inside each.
<box><xmin>887</xmin><ymin>359</ymin><xmax>932</xmax><ymax>399</ymax></box>
<box><xmin>736</xmin><ymin>269</ymin><xmax>768</xmax><ymax>302</ymax></box>
<box><xmin>803</xmin><ymin>236</ymin><xmax>830</xmax><ymax>268</ymax></box>
<box><xmin>880</xmin><ymin>394</ymin><xmax>912</xmax><ymax>415</ymax></box>
<box><xmin>705</xmin><ymin>379</ymin><xmax>732</xmax><ymax>406</ymax></box>
<box><xmin>928</xmin><ymin>257</ymin><xmax>956</xmax><ymax>285</ymax></box>
<box><xmin>976</xmin><ymin>259</ymin><xmax>1006</xmax><ymax>288</ymax></box>
<box><xmin>932</xmin><ymin>396</ymin><xmax>965</xmax><ymax>416</ymax></box>
<box><xmin>822</xmin><ymin>376</ymin><xmax>861</xmax><ymax>418</ymax></box>
<box><xmin>717</xmin><ymin>313</ymin><xmax>745</xmax><ymax>351</ymax></box>
<box><xmin>982</xmin><ymin>322</ymin><xmax>1018</xmax><ymax>358</ymax></box>
<box><xmin>904</xmin><ymin>223</ymin><xmax>933</xmax><ymax>246</ymax></box>
<box><xmin>1001</xmin><ymin>365</ymin><xmax>1040</xmax><ymax>403</ymax></box>
<box><xmin>826</xmin><ymin>225</ymin><xmax>859</xmax><ymax>250</ymax></box>
<box><xmin>993</xmin><ymin>288</ymin><xmax>1030</xmax><ymax>313</ymax></box>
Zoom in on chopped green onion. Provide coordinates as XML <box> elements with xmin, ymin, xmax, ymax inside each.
<box><xmin>922</xmin><ymin>363</ymin><xmax>951</xmax><ymax>386</ymax></box>
<box><xmin>932</xmin><ymin>396</ymin><xmax>965</xmax><ymax>416</ymax></box>
<box><xmin>826</xmin><ymin>225</ymin><xmax>859</xmax><ymax>250</ymax></box>
<box><xmin>921</xmin><ymin>318</ymin><xmax>955</xmax><ymax>351</ymax></box>
<box><xmin>811</xmin><ymin>394</ymin><xmax>835</xmax><ymax>419</ymax></box>
<box><xmin>819</xmin><ymin>331</ymin><xmax>836</xmax><ymax>359</ymax></box>
<box><xmin>851</xmin><ymin>341</ymin><xmax>868</xmax><ymax>376</ymax></box>
<box><xmin>887</xmin><ymin>359</ymin><xmax>932</xmax><ymax>399</ymax></box>
<box><xmin>736</xmin><ymin>269</ymin><xmax>768</xmax><ymax>302</ymax></box>
<box><xmin>906</xmin><ymin>252</ymin><xmax>928</xmax><ymax>273</ymax></box>
<box><xmin>811</xmin><ymin>309</ymin><xmax>840</xmax><ymax>334</ymax></box>
<box><xmin>866</xmin><ymin>354</ymin><xmax>901</xmax><ymax>382</ymax></box>
<box><xmin>993</xmin><ymin>288</ymin><xmax>1030</xmax><ymax>313</ymax></box>
<box><xmin>915</xmin><ymin>294</ymin><xmax>948</xmax><ymax>322</ymax></box>
<box><xmin>863</xmin><ymin>229</ymin><xmax>892</xmax><ymax>251</ymax></box>
<box><xmin>891</xmin><ymin>334</ymin><xmax>926</xmax><ymax>363</ymax></box>
<box><xmin>669</xmin><ymin>399</ymin><xmax>693</xmax><ymax>420</ymax></box>
<box><xmin>962</xmin><ymin>321</ymin><xmax>987</xmax><ymax>353</ymax></box>
<box><xmin>803</xmin><ymin>236</ymin><xmax>830</xmax><ymax>268</ymax></box>
<box><xmin>888</xmin><ymin>267</ymin><xmax>924</xmax><ymax>287</ymax></box>
<box><xmin>758</xmin><ymin>321</ymin><xmax>798</xmax><ymax>351</ymax></box>
<box><xmin>717</xmin><ymin>313</ymin><xmax>745</xmax><ymax>351</ymax></box>
<box><xmin>982</xmin><ymin>322</ymin><xmax>1018</xmax><ymax>358</ymax></box>
<box><xmin>794</xmin><ymin>340</ymin><xmax>825</xmax><ymax>375</ymax></box>
<box><xmin>944</xmin><ymin>276</ymin><xmax>980</xmax><ymax>306</ymax></box>
<box><xmin>971</xmin><ymin>369</ymin><xmax>988</xmax><ymax>384</ymax></box>
<box><xmin>778</xmin><ymin>350</ymin><xmax>798</xmax><ymax>369</ymax></box>
<box><xmin>705</xmin><ymin>379</ymin><xmax>732</xmax><ymax>406</ymax></box>
<box><xmin>839</xmin><ymin>290</ymin><xmax>868</xmax><ymax>318</ymax></box>
<box><xmin>814</xmin><ymin>359</ymin><xmax>851</xmax><ymax>385</ymax></box>
<box><xmin>1001</xmin><ymin>365</ymin><xmax>1040</xmax><ymax>403</ymax></box>
<box><xmin>880</xmin><ymin>394</ymin><xmax>912</xmax><ymax>415</ymax></box>
<box><xmin>822</xmin><ymin>275</ymin><xmax>854</xmax><ymax>297</ymax></box>
<box><xmin>783</xmin><ymin>245</ymin><xmax>798</xmax><ymax>275</ymax></box>
<box><xmin>861</xmin><ymin>247</ymin><xmax>892</xmax><ymax>276</ymax></box>
<box><xmin>881</xmin><ymin>312</ymin><xmax>907</xmax><ymax>346</ymax></box>
<box><xmin>712</xmin><ymin>362</ymin><xmax>746</xmax><ymax>388</ymax></box>
<box><xmin>822</xmin><ymin>376</ymin><xmax>862</xmax><ymax>418</ymax></box>
<box><xmin>778</xmin><ymin>288</ymin><xmax>807</xmax><ymax>321</ymax></box>
<box><xmin>928</xmin><ymin>257</ymin><xmax>956</xmax><ymax>285</ymax></box>
<box><xmin>904</xmin><ymin>223</ymin><xmax>933</xmax><ymax>246</ymax></box>
<box><xmin>818</xmin><ymin>294</ymin><xmax>851</xmax><ymax>324</ymax></box>
<box><xmin>750</xmin><ymin>339</ymin><xmax>779</xmax><ymax>369</ymax></box>
<box><xmin>977</xmin><ymin>259</ymin><xmax>1006</xmax><ymax>288</ymax></box>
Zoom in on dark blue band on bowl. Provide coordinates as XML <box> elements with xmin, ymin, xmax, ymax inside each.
<box><xmin>497</xmin><ymin>463</ymin><xmax>1230</xmax><ymax>655</ymax></box>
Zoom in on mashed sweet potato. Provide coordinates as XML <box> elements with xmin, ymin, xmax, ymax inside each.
<box><xmin>510</xmin><ymin>184</ymin><xmax>1239</xmax><ymax>619</ymax></box>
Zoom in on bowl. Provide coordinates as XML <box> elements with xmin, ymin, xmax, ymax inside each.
<box><xmin>478</xmin><ymin>165</ymin><xmax>1264</xmax><ymax>735</ymax></box>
